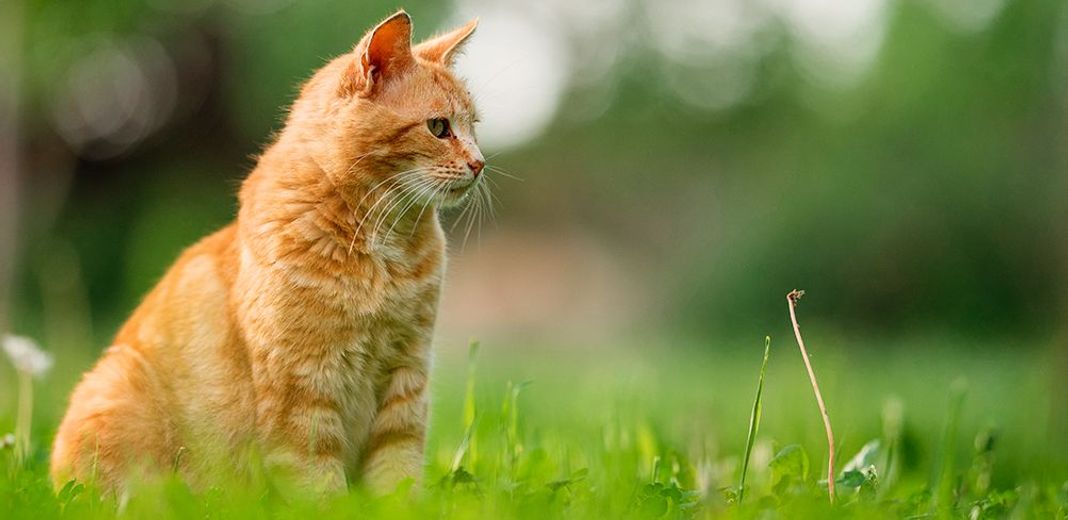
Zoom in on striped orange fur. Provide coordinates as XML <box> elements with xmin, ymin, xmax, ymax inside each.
<box><xmin>51</xmin><ymin>10</ymin><xmax>484</xmax><ymax>496</ymax></box>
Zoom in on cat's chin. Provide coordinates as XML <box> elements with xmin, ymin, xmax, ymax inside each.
<box><xmin>439</xmin><ymin>191</ymin><xmax>470</xmax><ymax>208</ymax></box>
<box><xmin>438</xmin><ymin>183</ymin><xmax>475</xmax><ymax>208</ymax></box>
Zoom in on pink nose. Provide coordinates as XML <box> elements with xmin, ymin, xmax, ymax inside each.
<box><xmin>468</xmin><ymin>159</ymin><xmax>485</xmax><ymax>177</ymax></box>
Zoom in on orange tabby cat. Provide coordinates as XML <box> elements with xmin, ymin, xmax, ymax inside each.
<box><xmin>51</xmin><ymin>11</ymin><xmax>485</xmax><ymax>496</ymax></box>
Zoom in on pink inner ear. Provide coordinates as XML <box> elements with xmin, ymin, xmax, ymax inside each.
<box><xmin>340</xmin><ymin>12</ymin><xmax>414</xmax><ymax>96</ymax></box>
<box><xmin>364</xmin><ymin>14</ymin><xmax>413</xmax><ymax>76</ymax></box>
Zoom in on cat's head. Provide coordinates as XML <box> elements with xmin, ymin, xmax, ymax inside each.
<box><xmin>294</xmin><ymin>11</ymin><xmax>484</xmax><ymax>210</ymax></box>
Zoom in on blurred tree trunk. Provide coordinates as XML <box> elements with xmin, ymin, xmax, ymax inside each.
<box><xmin>1057</xmin><ymin>181</ymin><xmax>1068</xmax><ymax>439</ymax></box>
<box><xmin>1055</xmin><ymin>8</ymin><xmax>1068</xmax><ymax>447</ymax></box>
<box><xmin>0</xmin><ymin>0</ymin><xmax>24</xmax><ymax>333</ymax></box>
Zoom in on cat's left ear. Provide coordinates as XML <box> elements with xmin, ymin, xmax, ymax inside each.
<box><xmin>413</xmin><ymin>18</ymin><xmax>478</xmax><ymax>67</ymax></box>
<box><xmin>342</xmin><ymin>10</ymin><xmax>415</xmax><ymax>96</ymax></box>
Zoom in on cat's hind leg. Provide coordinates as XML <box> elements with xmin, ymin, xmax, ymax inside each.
<box><xmin>51</xmin><ymin>345</ymin><xmax>174</xmax><ymax>494</ymax></box>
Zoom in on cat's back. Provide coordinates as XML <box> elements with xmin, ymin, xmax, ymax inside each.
<box><xmin>114</xmin><ymin>223</ymin><xmax>241</xmax><ymax>351</ymax></box>
<box><xmin>52</xmin><ymin>224</ymin><xmax>254</xmax><ymax>489</ymax></box>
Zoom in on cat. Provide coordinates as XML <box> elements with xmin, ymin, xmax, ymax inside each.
<box><xmin>50</xmin><ymin>10</ymin><xmax>486</xmax><ymax>496</ymax></box>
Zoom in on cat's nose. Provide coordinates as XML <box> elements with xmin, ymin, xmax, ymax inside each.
<box><xmin>467</xmin><ymin>158</ymin><xmax>485</xmax><ymax>177</ymax></box>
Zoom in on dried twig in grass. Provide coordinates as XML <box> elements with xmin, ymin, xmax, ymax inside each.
<box><xmin>786</xmin><ymin>289</ymin><xmax>837</xmax><ymax>504</ymax></box>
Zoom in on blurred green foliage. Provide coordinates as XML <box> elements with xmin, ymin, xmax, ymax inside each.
<box><xmin>5</xmin><ymin>0</ymin><xmax>1068</xmax><ymax>342</ymax></box>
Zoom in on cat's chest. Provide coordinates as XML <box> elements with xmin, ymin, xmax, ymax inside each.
<box><xmin>289</xmin><ymin>274</ymin><xmax>438</xmax><ymax>407</ymax></box>
<box><xmin>291</xmin><ymin>257</ymin><xmax>441</xmax><ymax>450</ymax></box>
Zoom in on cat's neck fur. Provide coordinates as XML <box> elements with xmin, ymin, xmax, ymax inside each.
<box><xmin>237</xmin><ymin>135</ymin><xmax>442</xmax><ymax>269</ymax></box>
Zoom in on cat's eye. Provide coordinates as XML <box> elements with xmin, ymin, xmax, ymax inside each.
<box><xmin>427</xmin><ymin>118</ymin><xmax>451</xmax><ymax>139</ymax></box>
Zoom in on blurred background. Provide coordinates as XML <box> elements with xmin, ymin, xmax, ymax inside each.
<box><xmin>2</xmin><ymin>0</ymin><xmax>1068</xmax><ymax>491</ymax></box>
<box><xmin>2</xmin><ymin>0</ymin><xmax>1067</xmax><ymax>345</ymax></box>
<box><xmin>2</xmin><ymin>0</ymin><xmax>1068</xmax><ymax>345</ymax></box>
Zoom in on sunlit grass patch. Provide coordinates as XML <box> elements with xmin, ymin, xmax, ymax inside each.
<box><xmin>2</xmin><ymin>335</ymin><xmax>1066</xmax><ymax>519</ymax></box>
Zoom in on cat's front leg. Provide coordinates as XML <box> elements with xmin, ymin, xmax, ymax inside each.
<box><xmin>256</xmin><ymin>389</ymin><xmax>349</xmax><ymax>496</ymax></box>
<box><xmin>263</xmin><ymin>447</ymin><xmax>347</xmax><ymax>496</ymax></box>
<box><xmin>360</xmin><ymin>365</ymin><xmax>429</xmax><ymax>494</ymax></box>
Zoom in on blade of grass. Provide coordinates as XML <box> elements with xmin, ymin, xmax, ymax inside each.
<box><xmin>500</xmin><ymin>379</ymin><xmax>532</xmax><ymax>478</ymax></box>
<box><xmin>787</xmin><ymin>289</ymin><xmax>837</xmax><ymax>504</ymax></box>
<box><xmin>463</xmin><ymin>340</ymin><xmax>480</xmax><ymax>468</ymax></box>
<box><xmin>448</xmin><ymin>340</ymin><xmax>482</xmax><ymax>475</ymax></box>
<box><xmin>464</xmin><ymin>340</ymin><xmax>480</xmax><ymax>430</ymax></box>
<box><xmin>737</xmin><ymin>336</ymin><xmax>771</xmax><ymax>503</ymax></box>
<box><xmin>931</xmin><ymin>378</ymin><xmax>967</xmax><ymax>515</ymax></box>
<box><xmin>450</xmin><ymin>417</ymin><xmax>478</xmax><ymax>473</ymax></box>
<box><xmin>14</xmin><ymin>370</ymin><xmax>31</xmax><ymax>466</ymax></box>
<box><xmin>878</xmin><ymin>398</ymin><xmax>903</xmax><ymax>499</ymax></box>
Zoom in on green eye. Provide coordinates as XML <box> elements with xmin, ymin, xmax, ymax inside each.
<box><xmin>427</xmin><ymin>118</ymin><xmax>451</xmax><ymax>139</ymax></box>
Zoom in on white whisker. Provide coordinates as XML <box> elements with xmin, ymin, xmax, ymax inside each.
<box><xmin>384</xmin><ymin>179</ymin><xmax>441</xmax><ymax>242</ymax></box>
<box><xmin>485</xmin><ymin>165</ymin><xmax>523</xmax><ymax>181</ymax></box>
<box><xmin>409</xmin><ymin>180</ymin><xmax>448</xmax><ymax>238</ymax></box>
<box><xmin>349</xmin><ymin>171</ymin><xmax>428</xmax><ymax>253</ymax></box>
<box><xmin>370</xmin><ymin>176</ymin><xmax>434</xmax><ymax>243</ymax></box>
<box><xmin>449</xmin><ymin>195</ymin><xmax>475</xmax><ymax>234</ymax></box>
<box><xmin>462</xmin><ymin>184</ymin><xmax>481</xmax><ymax>250</ymax></box>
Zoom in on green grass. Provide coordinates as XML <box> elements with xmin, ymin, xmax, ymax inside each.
<box><xmin>1</xmin><ymin>336</ymin><xmax>1066</xmax><ymax>518</ymax></box>
<box><xmin>735</xmin><ymin>336</ymin><xmax>770</xmax><ymax>503</ymax></box>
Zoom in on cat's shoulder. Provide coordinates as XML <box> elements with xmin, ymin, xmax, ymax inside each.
<box><xmin>176</xmin><ymin>223</ymin><xmax>241</xmax><ymax>284</ymax></box>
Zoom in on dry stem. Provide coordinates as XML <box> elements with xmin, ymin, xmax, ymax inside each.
<box><xmin>787</xmin><ymin>289</ymin><xmax>836</xmax><ymax>504</ymax></box>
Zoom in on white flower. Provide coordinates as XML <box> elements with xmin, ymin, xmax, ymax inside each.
<box><xmin>0</xmin><ymin>433</ymin><xmax>13</xmax><ymax>449</ymax></box>
<box><xmin>3</xmin><ymin>335</ymin><xmax>54</xmax><ymax>377</ymax></box>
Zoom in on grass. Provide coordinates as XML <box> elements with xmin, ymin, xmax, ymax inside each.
<box><xmin>735</xmin><ymin>336</ymin><xmax>769</xmax><ymax>503</ymax></box>
<box><xmin>1</xmin><ymin>334</ymin><xmax>1066</xmax><ymax>518</ymax></box>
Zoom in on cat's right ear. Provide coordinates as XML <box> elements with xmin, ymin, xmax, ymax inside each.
<box><xmin>340</xmin><ymin>11</ymin><xmax>414</xmax><ymax>97</ymax></box>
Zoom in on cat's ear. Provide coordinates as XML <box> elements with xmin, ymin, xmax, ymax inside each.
<box><xmin>341</xmin><ymin>10</ymin><xmax>414</xmax><ymax>96</ymax></box>
<box><xmin>413</xmin><ymin>18</ymin><xmax>478</xmax><ymax>67</ymax></box>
